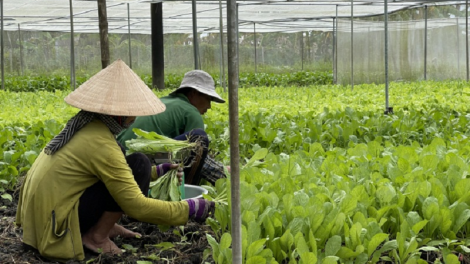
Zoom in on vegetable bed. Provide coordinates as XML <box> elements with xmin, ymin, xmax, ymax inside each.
<box><xmin>2</xmin><ymin>80</ymin><xmax>470</xmax><ymax>263</ymax></box>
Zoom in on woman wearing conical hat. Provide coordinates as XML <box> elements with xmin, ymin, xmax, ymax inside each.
<box><xmin>15</xmin><ymin>60</ymin><xmax>214</xmax><ymax>262</ymax></box>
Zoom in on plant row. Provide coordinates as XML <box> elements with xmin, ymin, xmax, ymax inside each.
<box><xmin>2</xmin><ymin>81</ymin><xmax>470</xmax><ymax>263</ymax></box>
<box><xmin>1</xmin><ymin>71</ymin><xmax>333</xmax><ymax>92</ymax></box>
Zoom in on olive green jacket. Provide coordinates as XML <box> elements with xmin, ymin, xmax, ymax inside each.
<box><xmin>16</xmin><ymin>120</ymin><xmax>189</xmax><ymax>262</ymax></box>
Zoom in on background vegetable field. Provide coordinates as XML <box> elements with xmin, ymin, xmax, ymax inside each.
<box><xmin>2</xmin><ymin>80</ymin><xmax>470</xmax><ymax>263</ymax></box>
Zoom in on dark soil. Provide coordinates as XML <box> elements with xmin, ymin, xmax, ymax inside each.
<box><xmin>0</xmin><ymin>188</ymin><xmax>216</xmax><ymax>264</ymax></box>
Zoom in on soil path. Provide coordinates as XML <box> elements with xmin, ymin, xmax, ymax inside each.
<box><xmin>0</xmin><ymin>191</ymin><xmax>215</xmax><ymax>264</ymax></box>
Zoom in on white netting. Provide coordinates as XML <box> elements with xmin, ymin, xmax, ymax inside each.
<box><xmin>337</xmin><ymin>5</ymin><xmax>468</xmax><ymax>84</ymax></box>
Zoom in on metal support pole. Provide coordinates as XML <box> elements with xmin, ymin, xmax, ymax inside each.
<box><xmin>466</xmin><ymin>0</ymin><xmax>469</xmax><ymax>81</ymax></box>
<box><xmin>254</xmin><ymin>23</ymin><xmax>257</xmax><ymax>73</ymax></box>
<box><xmin>219</xmin><ymin>0</ymin><xmax>226</xmax><ymax>91</ymax></box>
<box><xmin>424</xmin><ymin>5</ymin><xmax>428</xmax><ymax>80</ymax></box>
<box><xmin>367</xmin><ymin>26</ymin><xmax>370</xmax><ymax>82</ymax></box>
<box><xmin>335</xmin><ymin>5</ymin><xmax>338</xmax><ymax>84</ymax></box>
<box><xmin>127</xmin><ymin>3</ymin><xmax>132</xmax><ymax>68</ymax></box>
<box><xmin>227</xmin><ymin>0</ymin><xmax>241</xmax><ymax>263</ymax></box>
<box><xmin>385</xmin><ymin>0</ymin><xmax>392</xmax><ymax>114</ymax></box>
<box><xmin>69</xmin><ymin>0</ymin><xmax>76</xmax><ymax>90</ymax></box>
<box><xmin>301</xmin><ymin>31</ymin><xmax>304</xmax><ymax>71</ymax></box>
<box><xmin>18</xmin><ymin>24</ymin><xmax>23</xmax><ymax>75</ymax></box>
<box><xmin>457</xmin><ymin>17</ymin><xmax>460</xmax><ymax>77</ymax></box>
<box><xmin>307</xmin><ymin>31</ymin><xmax>310</xmax><ymax>65</ymax></box>
<box><xmin>1</xmin><ymin>0</ymin><xmax>4</xmax><ymax>90</ymax></box>
<box><xmin>192</xmin><ymin>0</ymin><xmax>199</xmax><ymax>69</ymax></box>
<box><xmin>151</xmin><ymin>3</ymin><xmax>165</xmax><ymax>89</ymax></box>
<box><xmin>97</xmin><ymin>0</ymin><xmax>110</xmax><ymax>68</ymax></box>
<box><xmin>351</xmin><ymin>0</ymin><xmax>354</xmax><ymax>88</ymax></box>
<box><xmin>236</xmin><ymin>3</ymin><xmax>239</xmax><ymax>71</ymax></box>
<box><xmin>332</xmin><ymin>18</ymin><xmax>336</xmax><ymax>81</ymax></box>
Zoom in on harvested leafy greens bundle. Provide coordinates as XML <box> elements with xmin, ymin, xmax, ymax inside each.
<box><xmin>126</xmin><ymin>128</ymin><xmax>197</xmax><ymax>157</ymax></box>
<box><xmin>126</xmin><ymin>128</ymin><xmax>201</xmax><ymax>202</ymax></box>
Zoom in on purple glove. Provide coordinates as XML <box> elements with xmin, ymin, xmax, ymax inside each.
<box><xmin>155</xmin><ymin>163</ymin><xmax>172</xmax><ymax>177</ymax></box>
<box><xmin>186</xmin><ymin>198</ymin><xmax>215</xmax><ymax>222</ymax></box>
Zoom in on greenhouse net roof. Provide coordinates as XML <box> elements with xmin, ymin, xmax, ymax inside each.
<box><xmin>3</xmin><ymin>0</ymin><xmax>469</xmax><ymax>34</ymax></box>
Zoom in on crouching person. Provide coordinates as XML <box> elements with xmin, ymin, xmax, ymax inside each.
<box><xmin>15</xmin><ymin>60</ymin><xmax>215</xmax><ymax>262</ymax></box>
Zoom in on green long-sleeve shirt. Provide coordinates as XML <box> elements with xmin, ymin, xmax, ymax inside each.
<box><xmin>117</xmin><ymin>93</ymin><xmax>204</xmax><ymax>148</ymax></box>
<box><xmin>16</xmin><ymin>119</ymin><xmax>189</xmax><ymax>262</ymax></box>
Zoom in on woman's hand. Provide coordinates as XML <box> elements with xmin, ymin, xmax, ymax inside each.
<box><xmin>169</xmin><ymin>163</ymin><xmax>184</xmax><ymax>185</ymax></box>
<box><xmin>156</xmin><ymin>163</ymin><xmax>184</xmax><ymax>185</ymax></box>
<box><xmin>186</xmin><ymin>198</ymin><xmax>215</xmax><ymax>222</ymax></box>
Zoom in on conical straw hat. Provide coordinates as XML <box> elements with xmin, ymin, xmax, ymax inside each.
<box><xmin>65</xmin><ymin>59</ymin><xmax>166</xmax><ymax>116</ymax></box>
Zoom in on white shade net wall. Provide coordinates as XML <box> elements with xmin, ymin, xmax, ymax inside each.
<box><xmin>1</xmin><ymin>30</ymin><xmax>333</xmax><ymax>77</ymax></box>
<box><xmin>337</xmin><ymin>5</ymin><xmax>468</xmax><ymax>85</ymax></box>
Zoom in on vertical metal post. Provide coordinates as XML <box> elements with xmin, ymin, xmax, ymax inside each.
<box><xmin>97</xmin><ymin>0</ymin><xmax>110</xmax><ymax>68</ymax></box>
<box><xmin>424</xmin><ymin>5</ymin><xmax>427</xmax><ymax>80</ymax></box>
<box><xmin>1</xmin><ymin>0</ymin><xmax>4</xmax><ymax>90</ymax></box>
<box><xmin>127</xmin><ymin>3</ymin><xmax>132</xmax><ymax>68</ymax></box>
<box><xmin>151</xmin><ymin>3</ymin><xmax>165</xmax><ymax>89</ymax></box>
<box><xmin>307</xmin><ymin>31</ymin><xmax>310</xmax><ymax>65</ymax></box>
<box><xmin>466</xmin><ymin>0</ymin><xmax>469</xmax><ymax>81</ymax></box>
<box><xmin>69</xmin><ymin>0</ymin><xmax>76</xmax><ymax>90</ymax></box>
<box><xmin>385</xmin><ymin>0</ymin><xmax>390</xmax><ymax>113</ymax></box>
<box><xmin>236</xmin><ymin>3</ymin><xmax>239</xmax><ymax>71</ymax></box>
<box><xmin>18</xmin><ymin>24</ymin><xmax>23</xmax><ymax>75</ymax></box>
<box><xmin>301</xmin><ymin>31</ymin><xmax>304</xmax><ymax>71</ymax></box>
<box><xmin>457</xmin><ymin>17</ymin><xmax>460</xmax><ymax>77</ymax></box>
<box><xmin>351</xmin><ymin>0</ymin><xmax>354</xmax><ymax>88</ymax></box>
<box><xmin>219</xmin><ymin>0</ymin><xmax>226</xmax><ymax>91</ymax></box>
<box><xmin>192</xmin><ymin>0</ymin><xmax>199</xmax><ymax>69</ymax></box>
<box><xmin>254</xmin><ymin>23</ymin><xmax>257</xmax><ymax>73</ymax></box>
<box><xmin>7</xmin><ymin>31</ymin><xmax>11</xmax><ymax>73</ymax></box>
<box><xmin>335</xmin><ymin>5</ymin><xmax>338</xmax><ymax>84</ymax></box>
<box><xmin>227</xmin><ymin>0</ymin><xmax>241</xmax><ymax>263</ymax></box>
<box><xmin>332</xmin><ymin>18</ymin><xmax>336</xmax><ymax>81</ymax></box>
<box><xmin>367</xmin><ymin>26</ymin><xmax>370</xmax><ymax>82</ymax></box>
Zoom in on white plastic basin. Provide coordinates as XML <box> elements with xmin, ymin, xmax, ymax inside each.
<box><xmin>184</xmin><ymin>184</ymin><xmax>208</xmax><ymax>200</ymax></box>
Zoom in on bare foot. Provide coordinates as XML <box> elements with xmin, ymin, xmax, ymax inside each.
<box><xmin>82</xmin><ymin>233</ymin><xmax>122</xmax><ymax>255</ymax></box>
<box><xmin>109</xmin><ymin>223</ymin><xmax>141</xmax><ymax>239</ymax></box>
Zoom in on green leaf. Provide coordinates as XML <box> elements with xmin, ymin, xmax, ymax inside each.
<box><xmin>246</xmin><ymin>256</ymin><xmax>267</xmax><ymax>264</ymax></box>
<box><xmin>337</xmin><ymin>246</ymin><xmax>363</xmax><ymax>259</ymax></box>
<box><xmin>23</xmin><ymin>150</ymin><xmax>38</xmax><ymax>165</ymax></box>
<box><xmin>220</xmin><ymin>232</ymin><xmax>232</xmax><ymax>250</ymax></box>
<box><xmin>349</xmin><ymin>222</ymin><xmax>362</xmax><ymax>248</ymax></box>
<box><xmin>340</xmin><ymin>195</ymin><xmax>357</xmax><ymax>216</ymax></box>
<box><xmin>325</xmin><ymin>235</ymin><xmax>342</xmax><ymax>257</ymax></box>
<box><xmin>367</xmin><ymin>233</ymin><xmax>389</xmax><ymax>257</ymax></box>
<box><xmin>443</xmin><ymin>253</ymin><xmax>460</xmax><ymax>264</ymax></box>
<box><xmin>246</xmin><ymin>148</ymin><xmax>268</xmax><ymax>167</ymax></box>
<box><xmin>246</xmin><ymin>239</ymin><xmax>267</xmax><ymax>259</ymax></box>
<box><xmin>206</xmin><ymin>234</ymin><xmax>220</xmax><ymax>261</ymax></box>
<box><xmin>295</xmin><ymin>232</ymin><xmax>310</xmax><ymax>255</ymax></box>
<box><xmin>411</xmin><ymin>220</ymin><xmax>428</xmax><ymax>235</ymax></box>
<box><xmin>322</xmin><ymin>256</ymin><xmax>340</xmax><ymax>264</ymax></box>
<box><xmin>460</xmin><ymin>245</ymin><xmax>470</xmax><ymax>253</ymax></box>
<box><xmin>402</xmin><ymin>236</ymin><xmax>418</xmax><ymax>261</ymax></box>
<box><xmin>419</xmin><ymin>246</ymin><xmax>439</xmax><ymax>252</ymax></box>
<box><xmin>300</xmin><ymin>252</ymin><xmax>317</xmax><ymax>264</ymax></box>
<box><xmin>376</xmin><ymin>184</ymin><xmax>396</xmax><ymax>206</ymax></box>
<box><xmin>154</xmin><ymin>242</ymin><xmax>174</xmax><ymax>251</ymax></box>
<box><xmin>308</xmin><ymin>230</ymin><xmax>317</xmax><ymax>253</ymax></box>
<box><xmin>422</xmin><ymin>197</ymin><xmax>439</xmax><ymax>220</ymax></box>
<box><xmin>453</xmin><ymin>209</ymin><xmax>470</xmax><ymax>233</ymax></box>
<box><xmin>380</xmin><ymin>240</ymin><xmax>398</xmax><ymax>252</ymax></box>
<box><xmin>137</xmin><ymin>261</ymin><xmax>153</xmax><ymax>264</ymax></box>
<box><xmin>1</xmin><ymin>193</ymin><xmax>12</xmax><ymax>202</ymax></box>
<box><xmin>279</xmin><ymin>229</ymin><xmax>294</xmax><ymax>253</ymax></box>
